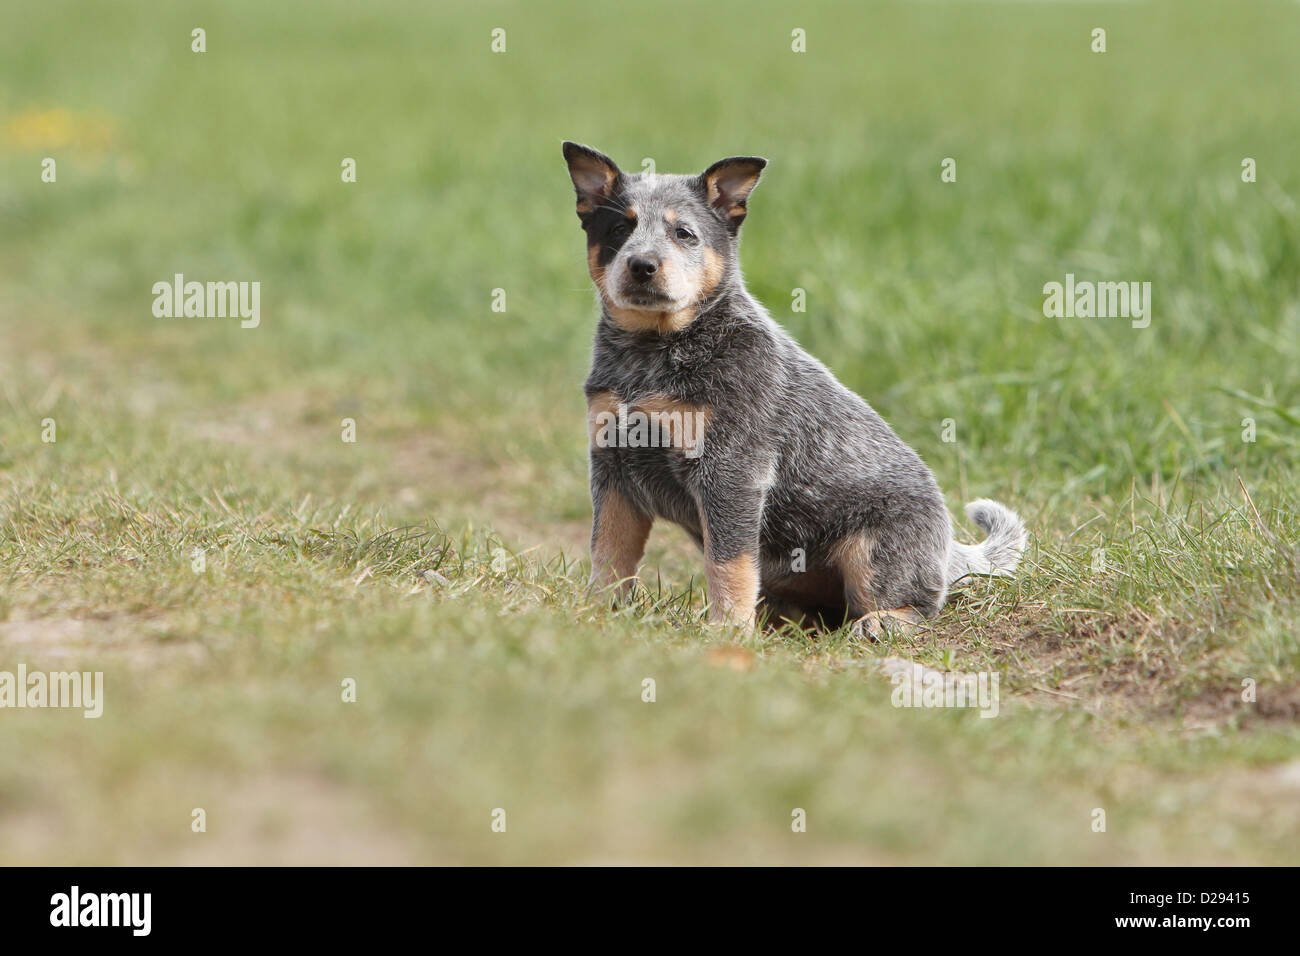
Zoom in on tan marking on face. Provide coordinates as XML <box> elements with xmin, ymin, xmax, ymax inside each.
<box><xmin>624</xmin><ymin>205</ymin><xmax>638</xmax><ymax>220</ymax></box>
<box><xmin>586</xmin><ymin>390</ymin><xmax>621</xmax><ymax>446</ymax></box>
<box><xmin>601</xmin><ymin>246</ymin><xmax>725</xmax><ymax>335</ymax></box>
<box><xmin>663</xmin><ymin>208</ymin><xmax>678</xmax><ymax>224</ymax></box>
<box><xmin>831</xmin><ymin>532</ymin><xmax>878</xmax><ymax>612</ymax></box>
<box><xmin>603</xmin><ymin>304</ymin><xmax>696</xmax><ymax>335</ymax></box>
<box><xmin>698</xmin><ymin>247</ymin><xmax>725</xmax><ymax>297</ymax></box>
<box><xmin>590</xmin><ymin>488</ymin><xmax>652</xmax><ymax>593</ymax></box>
<box><xmin>701</xmin><ymin>514</ymin><xmax>759</xmax><ymax>627</ymax></box>
<box><xmin>591</xmin><ymin>244</ymin><xmax>669</xmax><ymax>333</ymax></box>
<box><xmin>587</xmin><ymin>244</ymin><xmax>608</xmax><ymax>294</ymax></box>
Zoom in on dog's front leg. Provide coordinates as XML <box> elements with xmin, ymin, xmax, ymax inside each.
<box><xmin>589</xmin><ymin>473</ymin><xmax>652</xmax><ymax>604</ymax></box>
<box><xmin>698</xmin><ymin>480</ymin><xmax>763</xmax><ymax>629</ymax></box>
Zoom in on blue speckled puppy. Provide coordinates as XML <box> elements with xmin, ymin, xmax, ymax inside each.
<box><xmin>564</xmin><ymin>142</ymin><xmax>1026</xmax><ymax>634</ymax></box>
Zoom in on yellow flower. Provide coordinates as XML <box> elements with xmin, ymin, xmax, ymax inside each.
<box><xmin>3</xmin><ymin>107</ymin><xmax>116</xmax><ymax>153</ymax></box>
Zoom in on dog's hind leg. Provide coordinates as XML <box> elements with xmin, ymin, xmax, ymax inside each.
<box><xmin>834</xmin><ymin>525</ymin><xmax>945</xmax><ymax>639</ymax></box>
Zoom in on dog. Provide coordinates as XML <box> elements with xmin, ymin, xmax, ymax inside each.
<box><xmin>563</xmin><ymin>142</ymin><xmax>1026</xmax><ymax>634</ymax></box>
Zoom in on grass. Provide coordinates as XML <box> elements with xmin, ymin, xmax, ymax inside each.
<box><xmin>1</xmin><ymin>0</ymin><xmax>1298</xmax><ymax>864</ymax></box>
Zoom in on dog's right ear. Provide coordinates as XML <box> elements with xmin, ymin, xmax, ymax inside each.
<box><xmin>698</xmin><ymin>156</ymin><xmax>767</xmax><ymax>234</ymax></box>
<box><xmin>562</xmin><ymin>142</ymin><xmax>621</xmax><ymax>218</ymax></box>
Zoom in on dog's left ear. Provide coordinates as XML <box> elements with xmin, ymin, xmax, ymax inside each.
<box><xmin>699</xmin><ymin>156</ymin><xmax>767</xmax><ymax>233</ymax></box>
<box><xmin>563</xmin><ymin>141</ymin><xmax>622</xmax><ymax>218</ymax></box>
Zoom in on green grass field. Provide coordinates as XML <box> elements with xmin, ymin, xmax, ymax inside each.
<box><xmin>2</xmin><ymin>0</ymin><xmax>1298</xmax><ymax>864</ymax></box>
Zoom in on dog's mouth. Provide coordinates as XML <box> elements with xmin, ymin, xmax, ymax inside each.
<box><xmin>617</xmin><ymin>288</ymin><xmax>677</xmax><ymax>310</ymax></box>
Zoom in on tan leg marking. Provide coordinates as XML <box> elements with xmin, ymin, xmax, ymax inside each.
<box><xmin>705</xmin><ymin>554</ymin><xmax>760</xmax><ymax>627</ymax></box>
<box><xmin>701</xmin><ymin>514</ymin><xmax>759</xmax><ymax>628</ymax></box>
<box><xmin>831</xmin><ymin>531</ymin><xmax>878</xmax><ymax>613</ymax></box>
<box><xmin>590</xmin><ymin>488</ymin><xmax>652</xmax><ymax>598</ymax></box>
<box><xmin>833</xmin><ymin>532</ymin><xmax>922</xmax><ymax>636</ymax></box>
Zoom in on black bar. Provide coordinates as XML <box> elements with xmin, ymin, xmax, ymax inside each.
<box><xmin>0</xmin><ymin>867</ymin><xmax>1279</xmax><ymax>942</ymax></box>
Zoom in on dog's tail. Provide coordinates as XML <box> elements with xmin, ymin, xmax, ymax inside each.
<box><xmin>948</xmin><ymin>499</ymin><xmax>1027</xmax><ymax>582</ymax></box>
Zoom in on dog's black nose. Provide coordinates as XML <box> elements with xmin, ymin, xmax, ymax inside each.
<box><xmin>628</xmin><ymin>256</ymin><xmax>659</xmax><ymax>280</ymax></box>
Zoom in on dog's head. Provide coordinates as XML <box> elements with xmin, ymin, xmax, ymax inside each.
<box><xmin>562</xmin><ymin>142</ymin><xmax>766</xmax><ymax>333</ymax></box>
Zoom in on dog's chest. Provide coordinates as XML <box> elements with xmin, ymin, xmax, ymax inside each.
<box><xmin>588</xmin><ymin>338</ymin><xmax>709</xmax><ymax>528</ymax></box>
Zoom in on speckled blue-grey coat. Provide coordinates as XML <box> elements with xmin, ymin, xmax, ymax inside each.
<box><xmin>564</xmin><ymin>142</ymin><xmax>1026</xmax><ymax>632</ymax></box>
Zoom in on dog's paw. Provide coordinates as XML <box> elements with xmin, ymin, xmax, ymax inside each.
<box><xmin>851</xmin><ymin>607</ymin><xmax>924</xmax><ymax>641</ymax></box>
<box><xmin>588</xmin><ymin>574</ymin><xmax>637</xmax><ymax>608</ymax></box>
<box><xmin>706</xmin><ymin>603</ymin><xmax>758</xmax><ymax>631</ymax></box>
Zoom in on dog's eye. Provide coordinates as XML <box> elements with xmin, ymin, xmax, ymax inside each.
<box><xmin>675</xmin><ymin>227</ymin><xmax>697</xmax><ymax>243</ymax></box>
<box><xmin>610</xmin><ymin>221</ymin><xmax>632</xmax><ymax>238</ymax></box>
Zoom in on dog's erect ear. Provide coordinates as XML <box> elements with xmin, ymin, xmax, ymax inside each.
<box><xmin>699</xmin><ymin>156</ymin><xmax>767</xmax><ymax>233</ymax></box>
<box><xmin>562</xmin><ymin>142</ymin><xmax>621</xmax><ymax>217</ymax></box>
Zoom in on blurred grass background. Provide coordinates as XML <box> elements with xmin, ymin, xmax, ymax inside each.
<box><xmin>1</xmin><ymin>0</ymin><xmax>1298</xmax><ymax>864</ymax></box>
